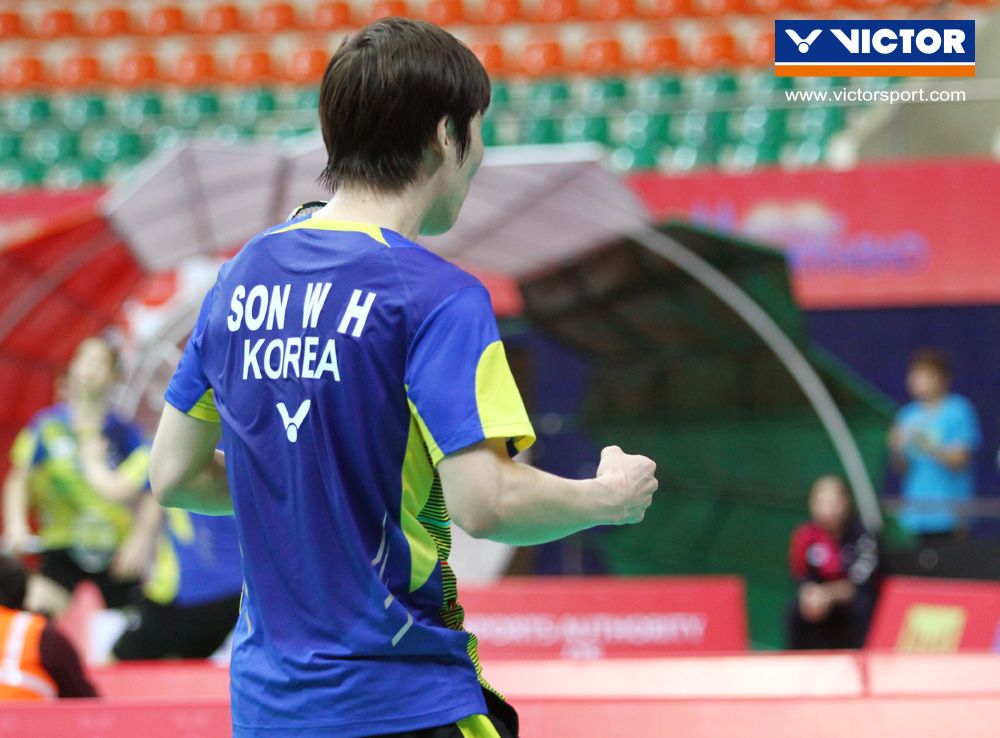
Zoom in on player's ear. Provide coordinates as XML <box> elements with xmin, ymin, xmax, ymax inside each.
<box><xmin>433</xmin><ymin>116</ymin><xmax>453</xmax><ymax>157</ymax></box>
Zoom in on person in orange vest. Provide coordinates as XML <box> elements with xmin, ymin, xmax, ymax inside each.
<box><xmin>0</xmin><ymin>553</ymin><xmax>97</xmax><ymax>699</ymax></box>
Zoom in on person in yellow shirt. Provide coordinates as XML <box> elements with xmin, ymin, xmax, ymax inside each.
<box><xmin>2</xmin><ymin>336</ymin><xmax>158</xmax><ymax>614</ymax></box>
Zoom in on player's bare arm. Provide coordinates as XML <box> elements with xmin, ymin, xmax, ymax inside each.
<box><xmin>439</xmin><ymin>440</ymin><xmax>658</xmax><ymax>546</ymax></box>
<box><xmin>149</xmin><ymin>404</ymin><xmax>231</xmax><ymax>515</ymax></box>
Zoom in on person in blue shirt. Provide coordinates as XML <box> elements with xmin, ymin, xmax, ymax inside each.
<box><xmin>112</xmin><ymin>509</ymin><xmax>242</xmax><ymax>660</ymax></box>
<box><xmin>890</xmin><ymin>348</ymin><xmax>981</xmax><ymax>542</ymax></box>
<box><xmin>147</xmin><ymin>18</ymin><xmax>658</xmax><ymax>738</ymax></box>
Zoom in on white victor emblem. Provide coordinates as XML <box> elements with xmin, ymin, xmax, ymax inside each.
<box><xmin>786</xmin><ymin>29</ymin><xmax>822</xmax><ymax>54</ymax></box>
<box><xmin>276</xmin><ymin>400</ymin><xmax>311</xmax><ymax>443</ymax></box>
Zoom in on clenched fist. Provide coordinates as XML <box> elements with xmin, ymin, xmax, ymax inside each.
<box><xmin>594</xmin><ymin>445</ymin><xmax>659</xmax><ymax>525</ymax></box>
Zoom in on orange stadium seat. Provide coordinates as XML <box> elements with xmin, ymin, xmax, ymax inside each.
<box><xmin>286</xmin><ymin>47</ymin><xmax>329</xmax><ymax>83</ymax></box>
<box><xmin>59</xmin><ymin>55</ymin><xmax>105</xmax><ymax>88</ymax></box>
<box><xmin>639</xmin><ymin>34</ymin><xmax>685</xmax><ymax>71</ymax></box>
<box><xmin>521</xmin><ymin>39</ymin><xmax>566</xmax><ymax>76</ymax></box>
<box><xmin>200</xmin><ymin>3</ymin><xmax>245</xmax><ymax>34</ymax></box>
<box><xmin>425</xmin><ymin>0</ymin><xmax>469</xmax><ymax>25</ymax></box>
<box><xmin>695</xmin><ymin>0</ymin><xmax>743</xmax><ymax>15</ymax></box>
<box><xmin>115</xmin><ymin>53</ymin><xmax>161</xmax><ymax>87</ymax></box>
<box><xmin>579</xmin><ymin>38</ymin><xmax>627</xmax><ymax>74</ymax></box>
<box><xmin>692</xmin><ymin>30</ymin><xmax>740</xmax><ymax>68</ymax></box>
<box><xmin>255</xmin><ymin>2</ymin><xmax>300</xmax><ymax>32</ymax></box>
<box><xmin>0</xmin><ymin>10</ymin><xmax>28</xmax><ymax>40</ymax></box>
<box><xmin>90</xmin><ymin>7</ymin><xmax>134</xmax><ymax>37</ymax></box>
<box><xmin>589</xmin><ymin>0</ymin><xmax>638</xmax><ymax>21</ymax></box>
<box><xmin>37</xmin><ymin>9</ymin><xmax>79</xmax><ymax>38</ymax></box>
<box><xmin>645</xmin><ymin>0</ymin><xmax>695</xmax><ymax>18</ymax></box>
<box><xmin>790</xmin><ymin>0</ymin><xmax>839</xmax><ymax>12</ymax></box>
<box><xmin>232</xmin><ymin>49</ymin><xmax>275</xmax><ymax>84</ymax></box>
<box><xmin>146</xmin><ymin>5</ymin><xmax>188</xmax><ymax>35</ymax></box>
<box><xmin>468</xmin><ymin>41</ymin><xmax>509</xmax><ymax>76</ymax></box>
<box><xmin>312</xmin><ymin>1</ymin><xmax>353</xmax><ymax>29</ymax></box>
<box><xmin>480</xmin><ymin>0</ymin><xmax>524</xmax><ymax>24</ymax></box>
<box><xmin>368</xmin><ymin>0</ymin><xmax>411</xmax><ymax>21</ymax></box>
<box><xmin>746</xmin><ymin>28</ymin><xmax>775</xmax><ymax>67</ymax></box>
<box><xmin>2</xmin><ymin>56</ymin><xmax>48</xmax><ymax>90</ymax></box>
<box><xmin>739</xmin><ymin>0</ymin><xmax>794</xmax><ymax>13</ymax></box>
<box><xmin>174</xmin><ymin>51</ymin><xmax>221</xmax><ymax>86</ymax></box>
<box><xmin>534</xmin><ymin>0</ymin><xmax>581</xmax><ymax>22</ymax></box>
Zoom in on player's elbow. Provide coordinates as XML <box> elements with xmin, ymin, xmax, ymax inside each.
<box><xmin>450</xmin><ymin>491</ymin><xmax>502</xmax><ymax>539</ymax></box>
<box><xmin>148</xmin><ymin>445</ymin><xmax>181</xmax><ymax>506</ymax></box>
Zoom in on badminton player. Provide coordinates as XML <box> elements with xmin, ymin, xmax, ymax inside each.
<box><xmin>149</xmin><ymin>18</ymin><xmax>657</xmax><ymax>738</ymax></box>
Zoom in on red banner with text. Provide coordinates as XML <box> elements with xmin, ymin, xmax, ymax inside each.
<box><xmin>459</xmin><ymin>576</ymin><xmax>748</xmax><ymax>659</ymax></box>
<box><xmin>628</xmin><ymin>159</ymin><xmax>1000</xmax><ymax>310</ymax></box>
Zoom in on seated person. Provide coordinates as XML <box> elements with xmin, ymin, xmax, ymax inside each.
<box><xmin>787</xmin><ymin>475</ymin><xmax>880</xmax><ymax>650</ymax></box>
<box><xmin>0</xmin><ymin>553</ymin><xmax>97</xmax><ymax>699</ymax></box>
<box><xmin>113</xmin><ymin>509</ymin><xmax>242</xmax><ymax>660</ymax></box>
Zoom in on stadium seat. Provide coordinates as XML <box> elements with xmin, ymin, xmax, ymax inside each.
<box><xmin>678</xmin><ymin>108</ymin><xmax>729</xmax><ymax>149</ymax></box>
<box><xmin>91</xmin><ymin>7</ymin><xmax>133</xmax><ymax>37</ymax></box>
<box><xmin>620</xmin><ymin>110</ymin><xmax>672</xmax><ymax>147</ymax></box>
<box><xmin>0</xmin><ymin>161</ymin><xmax>45</xmax><ymax>189</ymax></box>
<box><xmin>480</xmin><ymin>117</ymin><xmax>498</xmax><ymax>146</ymax></box>
<box><xmin>292</xmin><ymin>87</ymin><xmax>320</xmax><ymax>112</ymax></box>
<box><xmin>469</xmin><ymin>41</ymin><xmax>509</xmax><ymax>76</ymax></box>
<box><xmin>286</xmin><ymin>48</ymin><xmax>329</xmax><ymax>84</ymax></box>
<box><xmin>742</xmin><ymin>71</ymin><xmax>792</xmax><ymax>101</ymax></box>
<box><xmin>62</xmin><ymin>94</ymin><xmax>108</xmax><ymax>130</ymax></box>
<box><xmin>695</xmin><ymin>0</ymin><xmax>742</xmax><ymax>13</ymax></box>
<box><xmin>37</xmin><ymin>9</ymin><xmax>79</xmax><ymax>38</ymax></box>
<box><xmin>2</xmin><ymin>56</ymin><xmax>48</xmax><ymax>91</ymax></box>
<box><xmin>580</xmin><ymin>77</ymin><xmax>628</xmax><ymax>111</ymax></box>
<box><xmin>59</xmin><ymin>55</ymin><xmax>105</xmax><ymax>89</ymax></box>
<box><xmin>0</xmin><ymin>132</ymin><xmax>21</xmax><ymax>159</ymax></box>
<box><xmin>534</xmin><ymin>0</ymin><xmax>580</xmax><ymax>22</ymax></box>
<box><xmin>746</xmin><ymin>29</ymin><xmax>775</xmax><ymax>68</ymax></box>
<box><xmin>518</xmin><ymin>116</ymin><xmax>562</xmax><ymax>145</ymax></box>
<box><xmin>177</xmin><ymin>91</ymin><xmax>222</xmax><ymax>127</ymax></box>
<box><xmin>610</xmin><ymin>141</ymin><xmax>661</xmax><ymax>171</ymax></box>
<box><xmin>90</xmin><ymin>129</ymin><xmax>145</xmax><ymax>162</ymax></box>
<box><xmin>689</xmin><ymin>72</ymin><xmax>738</xmax><ymax>103</ymax></box>
<box><xmin>490</xmin><ymin>79</ymin><xmax>511</xmax><ymax>108</ymax></box>
<box><xmin>312</xmin><ymin>1</ymin><xmax>353</xmax><ymax>29</ymax></box>
<box><xmin>790</xmin><ymin>138</ymin><xmax>825</xmax><ymax>165</ymax></box>
<box><xmin>589</xmin><ymin>0</ymin><xmax>638</xmax><ymax>21</ymax></box>
<box><xmin>734</xmin><ymin>105</ymin><xmax>786</xmax><ymax>144</ymax></box>
<box><xmin>29</xmin><ymin>129</ymin><xmax>82</xmax><ymax>166</ymax></box>
<box><xmin>232</xmin><ymin>50</ymin><xmax>275</xmax><ymax>85</ymax></box>
<box><xmin>119</xmin><ymin>91</ymin><xmax>164</xmax><ymax>129</ymax></box>
<box><xmin>527</xmin><ymin>79</ymin><xmax>570</xmax><ymax>113</ymax></box>
<box><xmin>579</xmin><ymin>38</ymin><xmax>627</xmax><ymax>75</ymax></box>
<box><xmin>669</xmin><ymin>141</ymin><xmax>713</xmax><ymax>170</ymax></box>
<box><xmin>521</xmin><ymin>40</ymin><xmax>567</xmax><ymax>77</ymax></box>
<box><xmin>5</xmin><ymin>96</ymin><xmax>52</xmax><ymax>131</ymax></box>
<box><xmin>200</xmin><ymin>3</ymin><xmax>245</xmax><ymax>34</ymax></box>
<box><xmin>175</xmin><ymin>51</ymin><xmax>220</xmax><ymax>86</ymax></box>
<box><xmin>234</xmin><ymin>88</ymin><xmax>278</xmax><ymax>126</ymax></box>
<box><xmin>740</xmin><ymin>0</ymin><xmax>792</xmax><ymax>13</ymax></box>
<box><xmin>145</xmin><ymin>4</ymin><xmax>187</xmax><ymax>35</ymax></box>
<box><xmin>562</xmin><ymin>112</ymin><xmax>611</xmax><ymax>144</ymax></box>
<box><xmin>480</xmin><ymin>0</ymin><xmax>523</xmax><ymax>24</ymax></box>
<box><xmin>692</xmin><ymin>31</ymin><xmax>740</xmax><ymax>69</ymax></box>
<box><xmin>645</xmin><ymin>0</ymin><xmax>694</xmax><ymax>17</ymax></box>
<box><xmin>44</xmin><ymin>159</ymin><xmax>106</xmax><ymax>189</ymax></box>
<box><xmin>368</xmin><ymin>0</ymin><xmax>410</xmax><ymax>21</ymax></box>
<box><xmin>255</xmin><ymin>2</ymin><xmax>299</xmax><ymax>32</ymax></box>
<box><xmin>425</xmin><ymin>0</ymin><xmax>468</xmax><ymax>25</ymax></box>
<box><xmin>798</xmin><ymin>105</ymin><xmax>845</xmax><ymax>140</ymax></box>
<box><xmin>115</xmin><ymin>53</ymin><xmax>161</xmax><ymax>88</ymax></box>
<box><xmin>634</xmin><ymin>74</ymin><xmax>683</xmax><ymax>107</ymax></box>
<box><xmin>0</xmin><ymin>11</ymin><xmax>27</xmax><ymax>40</ymax></box>
<box><xmin>639</xmin><ymin>35</ymin><xmax>685</xmax><ymax>72</ymax></box>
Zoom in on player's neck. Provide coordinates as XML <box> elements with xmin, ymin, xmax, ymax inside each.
<box><xmin>312</xmin><ymin>186</ymin><xmax>430</xmax><ymax>241</ymax></box>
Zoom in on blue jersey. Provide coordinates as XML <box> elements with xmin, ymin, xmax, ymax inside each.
<box><xmin>895</xmin><ymin>394</ymin><xmax>981</xmax><ymax>534</ymax></box>
<box><xmin>165</xmin><ymin>217</ymin><xmax>534</xmax><ymax>737</ymax></box>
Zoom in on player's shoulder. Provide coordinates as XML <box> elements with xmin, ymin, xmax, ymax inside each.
<box><xmin>382</xmin><ymin>232</ymin><xmax>486</xmax><ymax>308</ymax></box>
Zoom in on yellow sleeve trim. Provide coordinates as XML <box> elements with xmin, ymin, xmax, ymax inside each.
<box><xmin>475</xmin><ymin>341</ymin><xmax>536</xmax><ymax>453</ymax></box>
<box><xmin>9</xmin><ymin>428</ymin><xmax>38</xmax><ymax>468</ymax></box>
<box><xmin>188</xmin><ymin>389</ymin><xmax>221</xmax><ymax>423</ymax></box>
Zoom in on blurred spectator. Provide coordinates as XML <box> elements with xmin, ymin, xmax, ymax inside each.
<box><xmin>889</xmin><ymin>348</ymin><xmax>981</xmax><ymax>544</ymax></box>
<box><xmin>2</xmin><ymin>336</ymin><xmax>157</xmax><ymax>615</ymax></box>
<box><xmin>0</xmin><ymin>553</ymin><xmax>97</xmax><ymax>699</ymax></box>
<box><xmin>787</xmin><ymin>476</ymin><xmax>880</xmax><ymax>650</ymax></box>
<box><xmin>113</xmin><ymin>509</ymin><xmax>242</xmax><ymax>660</ymax></box>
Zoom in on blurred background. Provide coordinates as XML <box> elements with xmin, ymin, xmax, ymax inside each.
<box><xmin>2</xmin><ymin>1</ymin><xmax>1000</xmax><ymax>736</ymax></box>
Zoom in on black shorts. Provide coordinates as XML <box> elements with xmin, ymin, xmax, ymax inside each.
<box><xmin>39</xmin><ymin>548</ymin><xmax>140</xmax><ymax>609</ymax></box>
<box><xmin>112</xmin><ymin>593</ymin><xmax>242</xmax><ymax>660</ymax></box>
<box><xmin>371</xmin><ymin>690</ymin><xmax>519</xmax><ymax>738</ymax></box>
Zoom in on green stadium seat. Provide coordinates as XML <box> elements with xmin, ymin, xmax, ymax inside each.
<box><xmin>791</xmin><ymin>139</ymin><xmax>825</xmax><ymax>166</ymax></box>
<box><xmin>154</xmin><ymin>126</ymin><xmax>183</xmax><ymax>150</ymax></box>
<box><xmin>61</xmin><ymin>94</ymin><xmax>107</xmax><ymax>130</ymax></box>
<box><xmin>0</xmin><ymin>132</ymin><xmax>21</xmax><ymax>160</ymax></box>
<box><xmin>6</xmin><ymin>96</ymin><xmax>52</xmax><ymax>132</ymax></box>
<box><xmin>0</xmin><ymin>161</ymin><xmax>44</xmax><ymax>190</ymax></box>
<box><xmin>579</xmin><ymin>77</ymin><xmax>628</xmax><ymax>112</ymax></box>
<box><xmin>234</xmin><ymin>88</ymin><xmax>278</xmax><ymax>125</ymax></box>
<box><xmin>742</xmin><ymin>73</ymin><xmax>793</xmax><ymax>101</ymax></box>
<box><xmin>678</xmin><ymin>109</ymin><xmax>729</xmax><ymax>150</ymax></box>
<box><xmin>490</xmin><ymin>80</ymin><xmax>511</xmax><ymax>110</ymax></box>
<box><xmin>688</xmin><ymin>73</ymin><xmax>738</xmax><ymax>104</ymax></box>
<box><xmin>518</xmin><ymin>116</ymin><xmax>562</xmax><ymax>145</ymax></box>
<box><xmin>727</xmin><ymin>140</ymin><xmax>780</xmax><ymax>169</ymax></box>
<box><xmin>620</xmin><ymin>110</ymin><xmax>671</xmax><ymax>148</ymax></box>
<box><xmin>527</xmin><ymin>80</ymin><xmax>570</xmax><ymax>114</ymax></box>
<box><xmin>29</xmin><ymin>128</ymin><xmax>81</xmax><ymax>166</ymax></box>
<box><xmin>733</xmin><ymin>106</ymin><xmax>786</xmax><ymax>145</ymax></box>
<box><xmin>480</xmin><ymin>117</ymin><xmax>498</xmax><ymax>147</ymax></box>
<box><xmin>799</xmin><ymin>105</ymin><xmax>845</xmax><ymax>140</ymax></box>
<box><xmin>91</xmin><ymin>129</ymin><xmax>144</xmax><ymax>163</ymax></box>
<box><xmin>562</xmin><ymin>112</ymin><xmax>609</xmax><ymax>144</ymax></box>
<box><xmin>44</xmin><ymin>159</ymin><xmax>106</xmax><ymax>189</ymax></box>
<box><xmin>609</xmin><ymin>141</ymin><xmax>661</xmax><ymax>172</ymax></box>
<box><xmin>274</xmin><ymin>123</ymin><xmax>316</xmax><ymax>141</ymax></box>
<box><xmin>177</xmin><ymin>91</ymin><xmax>222</xmax><ymax>128</ymax></box>
<box><xmin>633</xmin><ymin>75</ymin><xmax>682</xmax><ymax>109</ymax></box>
<box><xmin>669</xmin><ymin>142</ymin><xmax>713</xmax><ymax>171</ymax></box>
<box><xmin>119</xmin><ymin>91</ymin><xmax>164</xmax><ymax>129</ymax></box>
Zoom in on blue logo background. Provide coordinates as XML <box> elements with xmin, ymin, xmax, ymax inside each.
<box><xmin>775</xmin><ymin>20</ymin><xmax>975</xmax><ymax>64</ymax></box>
